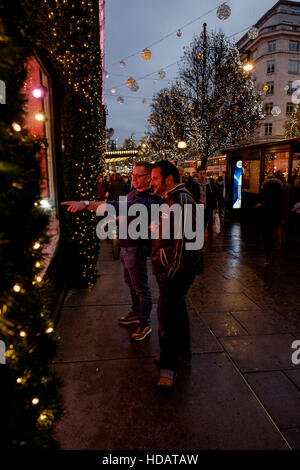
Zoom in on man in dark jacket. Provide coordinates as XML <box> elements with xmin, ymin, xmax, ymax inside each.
<box><xmin>151</xmin><ymin>161</ymin><xmax>203</xmax><ymax>388</ymax></box>
<box><xmin>194</xmin><ymin>167</ymin><xmax>218</xmax><ymax>230</ymax></box>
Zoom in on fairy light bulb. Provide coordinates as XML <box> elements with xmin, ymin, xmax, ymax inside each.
<box><xmin>13</xmin><ymin>284</ymin><xmax>21</xmax><ymax>293</ymax></box>
<box><xmin>19</xmin><ymin>331</ymin><xmax>26</xmax><ymax>338</ymax></box>
<box><xmin>33</xmin><ymin>242</ymin><xmax>40</xmax><ymax>250</ymax></box>
<box><xmin>35</xmin><ymin>113</ymin><xmax>45</xmax><ymax>122</ymax></box>
<box><xmin>32</xmin><ymin>398</ymin><xmax>39</xmax><ymax>405</ymax></box>
<box><xmin>35</xmin><ymin>261</ymin><xmax>41</xmax><ymax>268</ymax></box>
<box><xmin>12</xmin><ymin>122</ymin><xmax>21</xmax><ymax>132</ymax></box>
<box><xmin>46</xmin><ymin>327</ymin><xmax>54</xmax><ymax>334</ymax></box>
<box><xmin>36</xmin><ymin>276</ymin><xmax>42</xmax><ymax>283</ymax></box>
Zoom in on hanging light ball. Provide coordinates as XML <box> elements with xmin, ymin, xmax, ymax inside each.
<box><xmin>197</xmin><ymin>52</ymin><xmax>203</xmax><ymax>60</ymax></box>
<box><xmin>119</xmin><ymin>60</ymin><xmax>126</xmax><ymax>68</ymax></box>
<box><xmin>263</xmin><ymin>85</ymin><xmax>269</xmax><ymax>92</ymax></box>
<box><xmin>158</xmin><ymin>70</ymin><xmax>166</xmax><ymax>79</ymax></box>
<box><xmin>126</xmin><ymin>77</ymin><xmax>136</xmax><ymax>89</ymax></box>
<box><xmin>130</xmin><ymin>81</ymin><xmax>139</xmax><ymax>92</ymax></box>
<box><xmin>117</xmin><ymin>96</ymin><xmax>124</xmax><ymax>104</ymax></box>
<box><xmin>141</xmin><ymin>48</ymin><xmax>151</xmax><ymax>60</ymax></box>
<box><xmin>142</xmin><ymin>98</ymin><xmax>147</xmax><ymax>104</ymax></box>
<box><xmin>271</xmin><ymin>106</ymin><xmax>281</xmax><ymax>116</ymax></box>
<box><xmin>247</xmin><ymin>27</ymin><xmax>259</xmax><ymax>40</ymax></box>
<box><xmin>111</xmin><ymin>88</ymin><xmax>116</xmax><ymax>94</ymax></box>
<box><xmin>217</xmin><ymin>3</ymin><xmax>231</xmax><ymax>20</ymax></box>
<box><xmin>177</xmin><ymin>29</ymin><xmax>182</xmax><ymax>37</ymax></box>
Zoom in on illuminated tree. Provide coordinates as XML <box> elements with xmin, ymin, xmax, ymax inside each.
<box><xmin>147</xmin><ymin>25</ymin><xmax>264</xmax><ymax>168</ymax></box>
<box><xmin>284</xmin><ymin>105</ymin><xmax>300</xmax><ymax>138</ymax></box>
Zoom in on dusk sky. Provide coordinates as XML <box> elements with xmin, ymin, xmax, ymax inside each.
<box><xmin>104</xmin><ymin>0</ymin><xmax>279</xmax><ymax>146</ymax></box>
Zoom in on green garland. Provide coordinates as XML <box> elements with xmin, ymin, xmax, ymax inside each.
<box><xmin>24</xmin><ymin>0</ymin><xmax>106</xmax><ymax>286</ymax></box>
<box><xmin>0</xmin><ymin>1</ymin><xmax>63</xmax><ymax>448</ymax></box>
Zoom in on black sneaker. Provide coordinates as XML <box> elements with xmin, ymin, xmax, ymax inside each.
<box><xmin>119</xmin><ymin>313</ymin><xmax>140</xmax><ymax>325</ymax></box>
<box><xmin>131</xmin><ymin>324</ymin><xmax>152</xmax><ymax>341</ymax></box>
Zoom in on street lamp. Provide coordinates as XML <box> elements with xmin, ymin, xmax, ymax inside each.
<box><xmin>240</xmin><ymin>49</ymin><xmax>254</xmax><ymax>72</ymax></box>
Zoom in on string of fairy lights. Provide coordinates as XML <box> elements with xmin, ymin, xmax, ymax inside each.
<box><xmin>104</xmin><ymin>1</ymin><xmax>261</xmax><ymax>106</ymax></box>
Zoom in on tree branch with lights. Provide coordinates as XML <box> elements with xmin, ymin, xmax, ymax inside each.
<box><xmin>147</xmin><ymin>25</ymin><xmax>264</xmax><ymax>168</ymax></box>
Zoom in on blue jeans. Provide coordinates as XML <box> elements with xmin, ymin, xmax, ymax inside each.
<box><xmin>120</xmin><ymin>245</ymin><xmax>152</xmax><ymax>326</ymax></box>
<box><xmin>156</xmin><ymin>269</ymin><xmax>196</xmax><ymax>371</ymax></box>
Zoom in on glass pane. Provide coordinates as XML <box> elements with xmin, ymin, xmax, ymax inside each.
<box><xmin>265</xmin><ymin>152</ymin><xmax>289</xmax><ymax>179</ymax></box>
<box><xmin>242</xmin><ymin>160</ymin><xmax>260</xmax><ymax>193</ymax></box>
<box><xmin>292</xmin><ymin>153</ymin><xmax>300</xmax><ymax>177</ymax></box>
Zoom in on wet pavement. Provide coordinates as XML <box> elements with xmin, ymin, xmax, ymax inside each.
<box><xmin>53</xmin><ymin>222</ymin><xmax>300</xmax><ymax>450</ymax></box>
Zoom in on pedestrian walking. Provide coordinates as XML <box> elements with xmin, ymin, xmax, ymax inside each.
<box><xmin>216</xmin><ymin>176</ymin><xmax>225</xmax><ymax>213</ymax></box>
<box><xmin>61</xmin><ymin>162</ymin><xmax>161</xmax><ymax>342</ymax></box>
<box><xmin>151</xmin><ymin>161</ymin><xmax>203</xmax><ymax>388</ymax></box>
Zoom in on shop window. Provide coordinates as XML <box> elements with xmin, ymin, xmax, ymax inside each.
<box><xmin>264</xmin><ymin>123</ymin><xmax>272</xmax><ymax>135</ymax></box>
<box><xmin>292</xmin><ymin>153</ymin><xmax>300</xmax><ymax>177</ymax></box>
<box><xmin>22</xmin><ymin>56</ymin><xmax>59</xmax><ymax>273</ymax></box>
<box><xmin>242</xmin><ymin>160</ymin><xmax>260</xmax><ymax>193</ymax></box>
<box><xmin>265</xmin><ymin>152</ymin><xmax>289</xmax><ymax>179</ymax></box>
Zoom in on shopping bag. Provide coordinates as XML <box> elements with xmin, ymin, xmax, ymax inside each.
<box><xmin>212</xmin><ymin>212</ymin><xmax>221</xmax><ymax>234</ymax></box>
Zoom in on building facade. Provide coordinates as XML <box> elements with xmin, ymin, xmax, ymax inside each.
<box><xmin>238</xmin><ymin>0</ymin><xmax>300</xmax><ymax>142</ymax></box>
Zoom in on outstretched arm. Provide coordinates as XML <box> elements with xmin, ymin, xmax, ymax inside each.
<box><xmin>61</xmin><ymin>201</ymin><xmax>107</xmax><ymax>212</ymax></box>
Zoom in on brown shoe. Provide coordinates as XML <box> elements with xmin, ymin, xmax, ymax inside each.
<box><xmin>130</xmin><ymin>324</ymin><xmax>152</xmax><ymax>341</ymax></box>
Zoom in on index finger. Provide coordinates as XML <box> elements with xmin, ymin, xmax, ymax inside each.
<box><xmin>61</xmin><ymin>201</ymin><xmax>72</xmax><ymax>205</ymax></box>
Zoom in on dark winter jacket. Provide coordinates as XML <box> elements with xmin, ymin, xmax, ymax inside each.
<box><xmin>151</xmin><ymin>183</ymin><xmax>203</xmax><ymax>279</ymax></box>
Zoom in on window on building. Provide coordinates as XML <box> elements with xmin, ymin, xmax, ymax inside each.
<box><xmin>264</xmin><ymin>123</ymin><xmax>272</xmax><ymax>136</ymax></box>
<box><xmin>252</xmin><ymin>50</ymin><xmax>257</xmax><ymax>60</ymax></box>
<box><xmin>267</xmin><ymin>60</ymin><xmax>275</xmax><ymax>73</ymax></box>
<box><xmin>265</xmin><ymin>103</ymin><xmax>273</xmax><ymax>115</ymax></box>
<box><xmin>286</xmin><ymin>102</ymin><xmax>295</xmax><ymax>114</ymax></box>
<box><xmin>266</xmin><ymin>82</ymin><xmax>274</xmax><ymax>94</ymax></box>
<box><xmin>287</xmin><ymin>81</ymin><xmax>297</xmax><ymax>94</ymax></box>
<box><xmin>289</xmin><ymin>41</ymin><xmax>300</xmax><ymax>52</ymax></box>
<box><xmin>268</xmin><ymin>41</ymin><xmax>276</xmax><ymax>52</ymax></box>
<box><xmin>288</xmin><ymin>60</ymin><xmax>299</xmax><ymax>74</ymax></box>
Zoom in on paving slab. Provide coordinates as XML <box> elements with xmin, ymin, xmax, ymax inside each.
<box><xmin>55</xmin><ymin>304</ymin><xmax>219</xmax><ymax>363</ymax></box>
<box><xmin>284</xmin><ymin>369</ymin><xmax>300</xmax><ymax>389</ymax></box>
<box><xmin>189</xmin><ymin>292</ymin><xmax>260</xmax><ymax>312</ymax></box>
<box><xmin>281</xmin><ymin>428</ymin><xmax>300</xmax><ymax>450</ymax></box>
<box><xmin>53</xmin><ymin>354</ymin><xmax>289</xmax><ymax>450</ymax></box>
<box><xmin>200</xmin><ymin>312</ymin><xmax>249</xmax><ymax>337</ymax></box>
<box><xmin>232</xmin><ymin>310</ymin><xmax>299</xmax><ymax>335</ymax></box>
<box><xmin>219</xmin><ymin>334</ymin><xmax>300</xmax><ymax>372</ymax></box>
<box><xmin>245</xmin><ymin>371</ymin><xmax>300</xmax><ymax>429</ymax></box>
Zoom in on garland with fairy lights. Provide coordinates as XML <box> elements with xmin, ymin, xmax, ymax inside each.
<box><xmin>24</xmin><ymin>0</ymin><xmax>106</xmax><ymax>286</ymax></box>
<box><xmin>0</xmin><ymin>1</ymin><xmax>63</xmax><ymax>448</ymax></box>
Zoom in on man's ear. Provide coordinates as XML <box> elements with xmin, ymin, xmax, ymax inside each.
<box><xmin>165</xmin><ymin>174</ymin><xmax>174</xmax><ymax>185</ymax></box>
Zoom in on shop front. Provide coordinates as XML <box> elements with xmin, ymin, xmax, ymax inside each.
<box><xmin>225</xmin><ymin>138</ymin><xmax>300</xmax><ymax>218</ymax></box>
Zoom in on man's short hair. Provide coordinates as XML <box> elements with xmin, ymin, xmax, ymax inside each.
<box><xmin>152</xmin><ymin>160</ymin><xmax>180</xmax><ymax>183</ymax></box>
<box><xmin>134</xmin><ymin>161</ymin><xmax>153</xmax><ymax>174</ymax></box>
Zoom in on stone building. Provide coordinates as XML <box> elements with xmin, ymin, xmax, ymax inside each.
<box><xmin>238</xmin><ymin>0</ymin><xmax>300</xmax><ymax>142</ymax></box>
